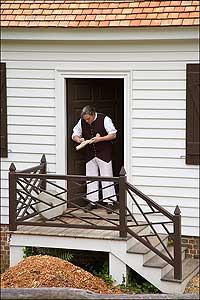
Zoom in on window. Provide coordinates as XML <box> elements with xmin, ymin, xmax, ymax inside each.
<box><xmin>0</xmin><ymin>62</ymin><xmax>8</xmax><ymax>158</ymax></box>
<box><xmin>186</xmin><ymin>64</ymin><xmax>200</xmax><ymax>165</ymax></box>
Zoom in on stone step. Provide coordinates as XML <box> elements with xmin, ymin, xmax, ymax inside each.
<box><xmin>162</xmin><ymin>257</ymin><xmax>199</xmax><ymax>283</ymax></box>
<box><xmin>127</xmin><ymin>234</ymin><xmax>167</xmax><ymax>254</ymax></box>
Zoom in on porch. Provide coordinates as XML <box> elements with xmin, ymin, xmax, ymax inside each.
<box><xmin>8</xmin><ymin>155</ymin><xmax>199</xmax><ymax>293</ymax></box>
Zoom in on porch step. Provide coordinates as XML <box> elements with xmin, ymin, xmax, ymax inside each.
<box><xmin>161</xmin><ymin>257</ymin><xmax>199</xmax><ymax>283</ymax></box>
<box><xmin>144</xmin><ymin>246</ymin><xmax>187</xmax><ymax>269</ymax></box>
<box><xmin>127</xmin><ymin>234</ymin><xmax>167</xmax><ymax>254</ymax></box>
<box><xmin>126</xmin><ymin>224</ymin><xmax>149</xmax><ymax>250</ymax></box>
<box><xmin>128</xmin><ymin>224</ymin><xmax>148</xmax><ymax>235</ymax></box>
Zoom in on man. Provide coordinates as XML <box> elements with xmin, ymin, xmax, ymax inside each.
<box><xmin>72</xmin><ymin>105</ymin><xmax>117</xmax><ymax>214</ymax></box>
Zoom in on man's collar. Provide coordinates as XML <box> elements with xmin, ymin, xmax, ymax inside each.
<box><xmin>93</xmin><ymin>113</ymin><xmax>97</xmax><ymax>121</ymax></box>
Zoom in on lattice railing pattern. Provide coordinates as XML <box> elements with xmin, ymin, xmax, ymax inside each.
<box><xmin>9</xmin><ymin>155</ymin><xmax>182</xmax><ymax>280</ymax></box>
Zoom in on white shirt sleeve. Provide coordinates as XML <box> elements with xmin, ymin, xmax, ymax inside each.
<box><xmin>72</xmin><ymin>115</ymin><xmax>117</xmax><ymax>139</ymax></box>
<box><xmin>72</xmin><ymin>119</ymin><xmax>82</xmax><ymax>139</ymax></box>
<box><xmin>104</xmin><ymin>116</ymin><xmax>117</xmax><ymax>134</ymax></box>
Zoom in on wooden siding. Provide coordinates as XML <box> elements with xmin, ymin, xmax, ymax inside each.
<box><xmin>1</xmin><ymin>66</ymin><xmax>56</xmax><ymax>223</ymax></box>
<box><xmin>1</xmin><ymin>38</ymin><xmax>199</xmax><ymax>236</ymax></box>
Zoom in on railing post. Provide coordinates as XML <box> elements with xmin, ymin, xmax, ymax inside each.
<box><xmin>9</xmin><ymin>163</ymin><xmax>17</xmax><ymax>231</ymax></box>
<box><xmin>40</xmin><ymin>154</ymin><xmax>47</xmax><ymax>190</ymax></box>
<box><xmin>174</xmin><ymin>205</ymin><xmax>182</xmax><ymax>280</ymax></box>
<box><xmin>119</xmin><ymin>166</ymin><xmax>127</xmax><ymax>238</ymax></box>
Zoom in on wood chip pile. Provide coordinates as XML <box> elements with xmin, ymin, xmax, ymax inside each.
<box><xmin>184</xmin><ymin>275</ymin><xmax>200</xmax><ymax>294</ymax></box>
<box><xmin>0</xmin><ymin>255</ymin><xmax>122</xmax><ymax>294</ymax></box>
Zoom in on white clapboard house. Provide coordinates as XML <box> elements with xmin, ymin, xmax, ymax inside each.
<box><xmin>1</xmin><ymin>0</ymin><xmax>199</xmax><ymax>293</ymax></box>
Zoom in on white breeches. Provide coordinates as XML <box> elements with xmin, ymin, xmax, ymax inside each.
<box><xmin>86</xmin><ymin>157</ymin><xmax>117</xmax><ymax>203</ymax></box>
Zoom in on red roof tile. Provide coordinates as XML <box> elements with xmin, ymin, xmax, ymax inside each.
<box><xmin>1</xmin><ymin>0</ymin><xmax>199</xmax><ymax>28</ymax></box>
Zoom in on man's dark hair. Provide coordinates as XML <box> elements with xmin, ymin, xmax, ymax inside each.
<box><xmin>81</xmin><ymin>105</ymin><xmax>96</xmax><ymax>118</ymax></box>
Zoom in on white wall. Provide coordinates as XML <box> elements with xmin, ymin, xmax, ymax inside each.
<box><xmin>1</xmin><ymin>34</ymin><xmax>199</xmax><ymax>235</ymax></box>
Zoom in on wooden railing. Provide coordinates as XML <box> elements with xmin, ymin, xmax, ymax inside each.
<box><xmin>9</xmin><ymin>155</ymin><xmax>182</xmax><ymax>280</ymax></box>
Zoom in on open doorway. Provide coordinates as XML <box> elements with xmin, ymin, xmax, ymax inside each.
<box><xmin>67</xmin><ymin>78</ymin><xmax>124</xmax><ymax>206</ymax></box>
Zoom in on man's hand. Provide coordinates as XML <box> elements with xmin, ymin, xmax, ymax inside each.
<box><xmin>79</xmin><ymin>138</ymin><xmax>85</xmax><ymax>143</ymax></box>
<box><xmin>73</xmin><ymin>135</ymin><xmax>85</xmax><ymax>144</ymax></box>
<box><xmin>89</xmin><ymin>132</ymin><xmax>116</xmax><ymax>143</ymax></box>
<box><xmin>89</xmin><ymin>133</ymin><xmax>100</xmax><ymax>144</ymax></box>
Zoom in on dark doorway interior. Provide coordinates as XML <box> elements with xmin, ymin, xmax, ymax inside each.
<box><xmin>67</xmin><ymin>78</ymin><xmax>124</xmax><ymax>206</ymax></box>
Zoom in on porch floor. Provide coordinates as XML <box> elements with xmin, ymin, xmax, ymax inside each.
<box><xmin>13</xmin><ymin>207</ymin><xmax>131</xmax><ymax>241</ymax></box>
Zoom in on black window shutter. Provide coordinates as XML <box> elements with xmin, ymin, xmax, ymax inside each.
<box><xmin>186</xmin><ymin>64</ymin><xmax>200</xmax><ymax>165</ymax></box>
<box><xmin>0</xmin><ymin>62</ymin><xmax>8</xmax><ymax>158</ymax></box>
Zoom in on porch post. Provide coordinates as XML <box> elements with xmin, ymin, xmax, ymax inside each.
<box><xmin>40</xmin><ymin>154</ymin><xmax>47</xmax><ymax>190</ymax></box>
<box><xmin>119</xmin><ymin>166</ymin><xmax>127</xmax><ymax>238</ymax></box>
<box><xmin>9</xmin><ymin>163</ymin><xmax>17</xmax><ymax>231</ymax></box>
<box><xmin>109</xmin><ymin>252</ymin><xmax>127</xmax><ymax>285</ymax></box>
<box><xmin>10</xmin><ymin>245</ymin><xmax>24</xmax><ymax>267</ymax></box>
<box><xmin>174</xmin><ymin>205</ymin><xmax>182</xmax><ymax>280</ymax></box>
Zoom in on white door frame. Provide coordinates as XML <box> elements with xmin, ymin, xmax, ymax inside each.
<box><xmin>55</xmin><ymin>69</ymin><xmax>132</xmax><ymax>180</ymax></box>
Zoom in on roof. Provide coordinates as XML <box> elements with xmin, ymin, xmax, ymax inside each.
<box><xmin>1</xmin><ymin>0</ymin><xmax>199</xmax><ymax>28</ymax></box>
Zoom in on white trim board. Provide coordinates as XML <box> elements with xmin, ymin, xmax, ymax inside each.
<box><xmin>55</xmin><ymin>69</ymin><xmax>132</xmax><ymax>180</ymax></box>
<box><xmin>2</xmin><ymin>26</ymin><xmax>199</xmax><ymax>42</ymax></box>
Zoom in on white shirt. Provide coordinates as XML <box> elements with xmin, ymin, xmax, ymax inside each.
<box><xmin>72</xmin><ymin>113</ymin><xmax>117</xmax><ymax>139</ymax></box>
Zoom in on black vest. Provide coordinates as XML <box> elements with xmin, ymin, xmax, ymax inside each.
<box><xmin>81</xmin><ymin>113</ymin><xmax>113</xmax><ymax>163</ymax></box>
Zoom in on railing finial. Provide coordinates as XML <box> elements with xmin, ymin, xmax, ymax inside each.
<box><xmin>119</xmin><ymin>166</ymin><xmax>126</xmax><ymax>176</ymax></box>
<box><xmin>9</xmin><ymin>163</ymin><xmax>16</xmax><ymax>172</ymax></box>
<box><xmin>40</xmin><ymin>154</ymin><xmax>46</xmax><ymax>164</ymax></box>
<box><xmin>174</xmin><ymin>205</ymin><xmax>181</xmax><ymax>215</ymax></box>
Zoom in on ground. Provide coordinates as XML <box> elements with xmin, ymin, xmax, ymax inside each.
<box><xmin>1</xmin><ymin>255</ymin><xmax>199</xmax><ymax>294</ymax></box>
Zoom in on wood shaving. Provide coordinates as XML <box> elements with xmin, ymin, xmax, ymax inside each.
<box><xmin>184</xmin><ymin>274</ymin><xmax>199</xmax><ymax>294</ymax></box>
<box><xmin>0</xmin><ymin>255</ymin><xmax>122</xmax><ymax>294</ymax></box>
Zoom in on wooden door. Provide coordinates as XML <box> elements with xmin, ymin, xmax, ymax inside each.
<box><xmin>67</xmin><ymin>78</ymin><xmax>124</xmax><ymax>206</ymax></box>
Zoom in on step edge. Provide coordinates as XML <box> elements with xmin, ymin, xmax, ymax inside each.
<box><xmin>143</xmin><ymin>246</ymin><xmax>187</xmax><ymax>268</ymax></box>
<box><xmin>161</xmin><ymin>260</ymin><xmax>199</xmax><ymax>283</ymax></box>
<box><xmin>10</xmin><ymin>230</ymin><xmax>129</xmax><ymax>241</ymax></box>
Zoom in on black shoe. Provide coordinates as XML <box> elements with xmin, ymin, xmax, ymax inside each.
<box><xmin>84</xmin><ymin>203</ymin><xmax>97</xmax><ymax>212</ymax></box>
<box><xmin>106</xmin><ymin>203</ymin><xmax>113</xmax><ymax>214</ymax></box>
